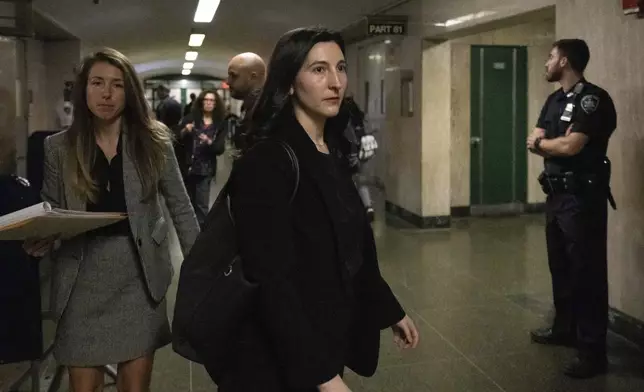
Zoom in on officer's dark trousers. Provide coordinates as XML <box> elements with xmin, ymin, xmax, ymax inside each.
<box><xmin>545</xmin><ymin>192</ymin><xmax>608</xmax><ymax>355</ymax></box>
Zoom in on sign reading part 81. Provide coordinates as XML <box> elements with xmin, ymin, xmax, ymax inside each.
<box><xmin>367</xmin><ymin>22</ymin><xmax>406</xmax><ymax>36</ymax></box>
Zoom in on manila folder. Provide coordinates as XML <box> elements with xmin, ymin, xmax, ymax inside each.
<box><xmin>0</xmin><ymin>202</ymin><xmax>127</xmax><ymax>241</ymax></box>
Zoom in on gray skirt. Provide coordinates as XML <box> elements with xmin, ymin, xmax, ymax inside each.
<box><xmin>53</xmin><ymin>235</ymin><xmax>171</xmax><ymax>367</ymax></box>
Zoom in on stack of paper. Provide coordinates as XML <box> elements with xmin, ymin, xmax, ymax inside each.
<box><xmin>0</xmin><ymin>202</ymin><xmax>127</xmax><ymax>241</ymax></box>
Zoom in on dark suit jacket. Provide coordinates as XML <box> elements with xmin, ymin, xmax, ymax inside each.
<box><xmin>221</xmin><ymin>113</ymin><xmax>405</xmax><ymax>391</ymax></box>
<box><xmin>41</xmin><ymin>128</ymin><xmax>200</xmax><ymax>320</ymax></box>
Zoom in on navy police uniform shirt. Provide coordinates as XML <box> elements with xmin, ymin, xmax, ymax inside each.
<box><xmin>536</xmin><ymin>79</ymin><xmax>617</xmax><ymax>175</ymax></box>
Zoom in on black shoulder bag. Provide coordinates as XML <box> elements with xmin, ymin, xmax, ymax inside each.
<box><xmin>172</xmin><ymin>141</ymin><xmax>299</xmax><ymax>378</ymax></box>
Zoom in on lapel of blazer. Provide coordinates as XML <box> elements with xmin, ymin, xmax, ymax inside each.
<box><xmin>121</xmin><ymin>131</ymin><xmax>143</xmax><ymax>238</ymax></box>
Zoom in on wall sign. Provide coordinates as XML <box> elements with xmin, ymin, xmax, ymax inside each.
<box><xmin>367</xmin><ymin>22</ymin><xmax>406</xmax><ymax>36</ymax></box>
<box><xmin>342</xmin><ymin>15</ymin><xmax>408</xmax><ymax>44</ymax></box>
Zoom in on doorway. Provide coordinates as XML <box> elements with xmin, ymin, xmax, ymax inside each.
<box><xmin>470</xmin><ymin>45</ymin><xmax>528</xmax><ymax>210</ymax></box>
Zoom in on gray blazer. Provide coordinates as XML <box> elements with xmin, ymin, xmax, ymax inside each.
<box><xmin>41</xmin><ymin>130</ymin><xmax>199</xmax><ymax>320</ymax></box>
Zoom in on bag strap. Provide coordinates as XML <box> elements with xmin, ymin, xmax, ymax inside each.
<box><xmin>275</xmin><ymin>141</ymin><xmax>300</xmax><ymax>204</ymax></box>
<box><xmin>221</xmin><ymin>140</ymin><xmax>299</xmax><ymax>208</ymax></box>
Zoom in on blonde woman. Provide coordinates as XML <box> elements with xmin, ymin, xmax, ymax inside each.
<box><xmin>23</xmin><ymin>48</ymin><xmax>199</xmax><ymax>392</ymax></box>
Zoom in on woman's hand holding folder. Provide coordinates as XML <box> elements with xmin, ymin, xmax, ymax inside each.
<box><xmin>23</xmin><ymin>234</ymin><xmax>60</xmax><ymax>257</ymax></box>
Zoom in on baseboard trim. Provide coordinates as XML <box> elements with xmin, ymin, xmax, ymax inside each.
<box><xmin>385</xmin><ymin>201</ymin><xmax>451</xmax><ymax>229</ymax></box>
<box><xmin>524</xmin><ymin>202</ymin><xmax>546</xmax><ymax>214</ymax></box>
<box><xmin>451</xmin><ymin>206</ymin><xmax>471</xmax><ymax>217</ymax></box>
<box><xmin>450</xmin><ymin>202</ymin><xmax>546</xmax><ymax>217</ymax></box>
<box><xmin>609</xmin><ymin>307</ymin><xmax>644</xmax><ymax>348</ymax></box>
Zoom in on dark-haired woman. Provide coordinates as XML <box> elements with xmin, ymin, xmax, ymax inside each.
<box><xmin>219</xmin><ymin>26</ymin><xmax>419</xmax><ymax>392</ymax></box>
<box><xmin>178</xmin><ymin>90</ymin><xmax>227</xmax><ymax>228</ymax></box>
<box><xmin>23</xmin><ymin>48</ymin><xmax>199</xmax><ymax>392</ymax></box>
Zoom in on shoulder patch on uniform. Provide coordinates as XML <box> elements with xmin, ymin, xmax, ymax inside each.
<box><xmin>580</xmin><ymin>94</ymin><xmax>600</xmax><ymax>114</ymax></box>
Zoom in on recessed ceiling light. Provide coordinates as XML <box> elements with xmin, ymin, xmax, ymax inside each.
<box><xmin>189</xmin><ymin>34</ymin><xmax>205</xmax><ymax>47</ymax></box>
<box><xmin>194</xmin><ymin>0</ymin><xmax>221</xmax><ymax>23</ymax></box>
<box><xmin>182</xmin><ymin>70</ymin><xmax>191</xmax><ymax>76</ymax></box>
<box><xmin>185</xmin><ymin>51</ymin><xmax>198</xmax><ymax>61</ymax></box>
<box><xmin>183</xmin><ymin>62</ymin><xmax>194</xmax><ymax>70</ymax></box>
<box><xmin>433</xmin><ymin>10</ymin><xmax>497</xmax><ymax>27</ymax></box>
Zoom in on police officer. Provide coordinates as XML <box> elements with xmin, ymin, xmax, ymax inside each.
<box><xmin>526</xmin><ymin>39</ymin><xmax>617</xmax><ymax>379</ymax></box>
<box><xmin>343</xmin><ymin>96</ymin><xmax>378</xmax><ymax>221</ymax></box>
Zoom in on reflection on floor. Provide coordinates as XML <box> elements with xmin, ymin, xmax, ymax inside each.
<box><xmin>6</xmin><ymin>156</ymin><xmax>643</xmax><ymax>391</ymax></box>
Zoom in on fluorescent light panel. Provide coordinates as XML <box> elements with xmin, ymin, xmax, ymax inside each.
<box><xmin>182</xmin><ymin>70</ymin><xmax>191</xmax><ymax>76</ymax></box>
<box><xmin>189</xmin><ymin>34</ymin><xmax>205</xmax><ymax>47</ymax></box>
<box><xmin>194</xmin><ymin>0</ymin><xmax>221</xmax><ymax>23</ymax></box>
<box><xmin>433</xmin><ymin>11</ymin><xmax>496</xmax><ymax>27</ymax></box>
<box><xmin>185</xmin><ymin>51</ymin><xmax>198</xmax><ymax>61</ymax></box>
<box><xmin>183</xmin><ymin>62</ymin><xmax>194</xmax><ymax>70</ymax></box>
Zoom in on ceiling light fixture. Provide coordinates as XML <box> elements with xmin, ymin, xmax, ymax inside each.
<box><xmin>433</xmin><ymin>11</ymin><xmax>496</xmax><ymax>27</ymax></box>
<box><xmin>183</xmin><ymin>62</ymin><xmax>194</xmax><ymax>70</ymax></box>
<box><xmin>185</xmin><ymin>51</ymin><xmax>199</xmax><ymax>61</ymax></box>
<box><xmin>194</xmin><ymin>0</ymin><xmax>221</xmax><ymax>23</ymax></box>
<box><xmin>189</xmin><ymin>34</ymin><xmax>205</xmax><ymax>47</ymax></box>
<box><xmin>182</xmin><ymin>70</ymin><xmax>191</xmax><ymax>76</ymax></box>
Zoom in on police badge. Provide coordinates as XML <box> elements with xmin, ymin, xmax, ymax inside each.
<box><xmin>580</xmin><ymin>95</ymin><xmax>600</xmax><ymax>114</ymax></box>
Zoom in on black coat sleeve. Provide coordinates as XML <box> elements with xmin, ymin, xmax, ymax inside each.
<box><xmin>230</xmin><ymin>143</ymin><xmax>339</xmax><ymax>389</ymax></box>
<box><xmin>355</xmin><ymin>219</ymin><xmax>406</xmax><ymax>330</ymax></box>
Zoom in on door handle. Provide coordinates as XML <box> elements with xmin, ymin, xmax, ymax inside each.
<box><xmin>470</xmin><ymin>136</ymin><xmax>482</xmax><ymax>145</ymax></box>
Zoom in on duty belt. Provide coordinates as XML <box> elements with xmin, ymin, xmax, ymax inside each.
<box><xmin>538</xmin><ymin>172</ymin><xmax>617</xmax><ymax>210</ymax></box>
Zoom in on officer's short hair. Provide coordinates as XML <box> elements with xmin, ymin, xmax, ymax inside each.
<box><xmin>553</xmin><ymin>39</ymin><xmax>590</xmax><ymax>74</ymax></box>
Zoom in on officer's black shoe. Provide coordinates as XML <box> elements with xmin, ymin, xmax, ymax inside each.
<box><xmin>530</xmin><ymin>327</ymin><xmax>576</xmax><ymax>347</ymax></box>
<box><xmin>564</xmin><ymin>354</ymin><xmax>608</xmax><ymax>379</ymax></box>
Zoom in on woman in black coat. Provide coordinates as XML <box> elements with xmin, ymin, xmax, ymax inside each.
<box><xmin>222</xmin><ymin>26</ymin><xmax>419</xmax><ymax>392</ymax></box>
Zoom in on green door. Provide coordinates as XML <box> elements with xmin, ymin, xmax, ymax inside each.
<box><xmin>470</xmin><ymin>45</ymin><xmax>527</xmax><ymax>206</ymax></box>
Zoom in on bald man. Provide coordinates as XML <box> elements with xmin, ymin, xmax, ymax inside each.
<box><xmin>227</xmin><ymin>52</ymin><xmax>266</xmax><ymax>148</ymax></box>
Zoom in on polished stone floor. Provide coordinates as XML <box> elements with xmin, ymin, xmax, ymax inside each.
<box><xmin>4</xmin><ymin>156</ymin><xmax>643</xmax><ymax>391</ymax></box>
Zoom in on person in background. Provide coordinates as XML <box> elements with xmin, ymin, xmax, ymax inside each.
<box><xmin>155</xmin><ymin>84</ymin><xmax>187</xmax><ymax>177</ymax></box>
<box><xmin>223</xmin><ymin>102</ymin><xmax>240</xmax><ymax>144</ymax></box>
<box><xmin>219</xmin><ymin>26</ymin><xmax>419</xmax><ymax>392</ymax></box>
<box><xmin>178</xmin><ymin>90</ymin><xmax>227</xmax><ymax>228</ymax></box>
<box><xmin>342</xmin><ymin>96</ymin><xmax>378</xmax><ymax>222</ymax></box>
<box><xmin>23</xmin><ymin>48</ymin><xmax>199</xmax><ymax>392</ymax></box>
<box><xmin>183</xmin><ymin>92</ymin><xmax>196</xmax><ymax>117</ymax></box>
<box><xmin>226</xmin><ymin>52</ymin><xmax>266</xmax><ymax>149</ymax></box>
<box><xmin>56</xmin><ymin>100</ymin><xmax>74</xmax><ymax>130</ymax></box>
<box><xmin>154</xmin><ymin>84</ymin><xmax>182</xmax><ymax>128</ymax></box>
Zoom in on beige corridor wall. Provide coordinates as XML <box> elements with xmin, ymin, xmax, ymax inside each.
<box><xmin>0</xmin><ymin>37</ymin><xmax>18</xmax><ymax>175</ymax></box>
<box><xmin>44</xmin><ymin>40</ymin><xmax>82</xmax><ymax>130</ymax></box>
<box><xmin>421</xmin><ymin>42</ymin><xmax>452</xmax><ymax>217</ymax></box>
<box><xmin>557</xmin><ymin>0</ymin><xmax>644</xmax><ymax>321</ymax></box>
<box><xmin>448</xmin><ymin>18</ymin><xmax>555</xmax><ymax>208</ymax></box>
<box><xmin>383</xmin><ymin>0</ymin><xmax>425</xmax><ymax>217</ymax></box>
<box><xmin>26</xmin><ymin>39</ymin><xmax>48</xmax><ymax>133</ymax></box>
